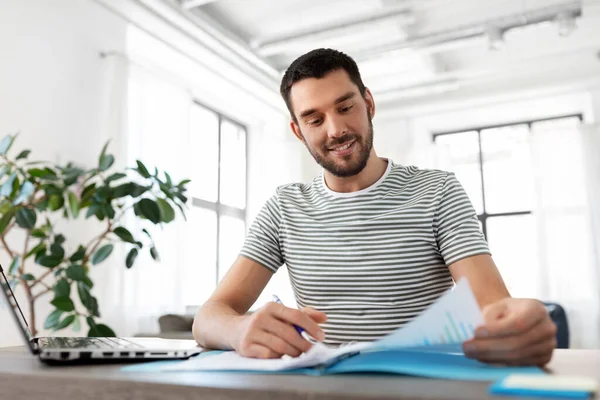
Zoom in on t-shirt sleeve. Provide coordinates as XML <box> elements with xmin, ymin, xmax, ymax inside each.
<box><xmin>434</xmin><ymin>173</ymin><xmax>491</xmax><ymax>266</ymax></box>
<box><xmin>238</xmin><ymin>194</ymin><xmax>284</xmax><ymax>273</ymax></box>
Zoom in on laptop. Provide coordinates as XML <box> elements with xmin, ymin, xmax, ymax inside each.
<box><xmin>0</xmin><ymin>263</ymin><xmax>204</xmax><ymax>364</ymax></box>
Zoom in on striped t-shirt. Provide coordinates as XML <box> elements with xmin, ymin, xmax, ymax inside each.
<box><xmin>239</xmin><ymin>159</ymin><xmax>490</xmax><ymax>345</ymax></box>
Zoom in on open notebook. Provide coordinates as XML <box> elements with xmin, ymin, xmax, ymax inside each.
<box><xmin>123</xmin><ymin>279</ymin><xmax>543</xmax><ymax>380</ymax></box>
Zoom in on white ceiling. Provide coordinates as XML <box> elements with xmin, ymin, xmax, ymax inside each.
<box><xmin>167</xmin><ymin>0</ymin><xmax>600</xmax><ymax>110</ymax></box>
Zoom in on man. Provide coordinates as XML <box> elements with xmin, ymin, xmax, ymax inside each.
<box><xmin>193</xmin><ymin>48</ymin><xmax>557</xmax><ymax>366</ymax></box>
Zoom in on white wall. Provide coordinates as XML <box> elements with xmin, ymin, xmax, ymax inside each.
<box><xmin>0</xmin><ymin>0</ymin><xmax>128</xmax><ymax>347</ymax></box>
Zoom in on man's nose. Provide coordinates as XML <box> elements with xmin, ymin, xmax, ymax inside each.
<box><xmin>326</xmin><ymin>115</ymin><xmax>348</xmax><ymax>139</ymax></box>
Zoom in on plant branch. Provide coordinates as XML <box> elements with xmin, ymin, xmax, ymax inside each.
<box><xmin>19</xmin><ymin>230</ymin><xmax>31</xmax><ymax>275</ymax></box>
<box><xmin>82</xmin><ymin>220</ymin><xmax>113</xmax><ymax>265</ymax></box>
<box><xmin>0</xmin><ymin>234</ymin><xmax>15</xmax><ymax>260</ymax></box>
<box><xmin>30</xmin><ymin>269</ymin><xmax>53</xmax><ymax>289</ymax></box>
<box><xmin>33</xmin><ymin>287</ymin><xmax>52</xmax><ymax>301</ymax></box>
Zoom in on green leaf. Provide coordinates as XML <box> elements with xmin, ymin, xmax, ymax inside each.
<box><xmin>156</xmin><ymin>198</ymin><xmax>175</xmax><ymax>223</ymax></box>
<box><xmin>0</xmin><ymin>173</ymin><xmax>17</xmax><ymax>197</ymax></box>
<box><xmin>113</xmin><ymin>182</ymin><xmax>147</xmax><ymax>198</ymax></box>
<box><xmin>91</xmin><ymin>244</ymin><xmax>113</xmax><ymax>265</ymax></box>
<box><xmin>178</xmin><ymin>179</ymin><xmax>191</xmax><ymax>187</ymax></box>
<box><xmin>0</xmin><ymin>200</ymin><xmax>11</xmax><ymax>214</ymax></box>
<box><xmin>80</xmin><ymin>183</ymin><xmax>96</xmax><ymax>204</ymax></box>
<box><xmin>25</xmin><ymin>242</ymin><xmax>46</xmax><ymax>259</ymax></box>
<box><xmin>69</xmin><ymin>246</ymin><xmax>86</xmax><ymax>262</ymax></box>
<box><xmin>21</xmin><ymin>273</ymin><xmax>35</xmax><ymax>281</ymax></box>
<box><xmin>126</xmin><ymin>248</ymin><xmax>138</xmax><ymax>269</ymax></box>
<box><xmin>106</xmin><ymin>172</ymin><xmax>126</xmax><ymax>183</ymax></box>
<box><xmin>85</xmin><ymin>204</ymin><xmax>100</xmax><ymax>219</ymax></box>
<box><xmin>137</xmin><ymin>198</ymin><xmax>161</xmax><ymax>224</ymax></box>
<box><xmin>67</xmin><ymin>191</ymin><xmax>80</xmax><ymax>218</ymax></box>
<box><xmin>54</xmin><ymin>279</ymin><xmax>70</xmax><ymax>298</ymax></box>
<box><xmin>175</xmin><ymin>203</ymin><xmax>187</xmax><ymax>221</ymax></box>
<box><xmin>0</xmin><ymin>209</ymin><xmax>16</xmax><ymax>234</ymax></box>
<box><xmin>13</xmin><ymin>181</ymin><xmax>35</xmax><ymax>205</ymax></box>
<box><xmin>16</xmin><ymin>150</ymin><xmax>31</xmax><ymax>160</ymax></box>
<box><xmin>113</xmin><ymin>226</ymin><xmax>135</xmax><ymax>243</ymax></box>
<box><xmin>150</xmin><ymin>246</ymin><xmax>159</xmax><ymax>261</ymax></box>
<box><xmin>66</xmin><ymin>264</ymin><xmax>86</xmax><ymax>281</ymax></box>
<box><xmin>82</xmin><ymin>276</ymin><xmax>94</xmax><ymax>289</ymax></box>
<box><xmin>86</xmin><ymin>316</ymin><xmax>97</xmax><ymax>330</ymax></box>
<box><xmin>51</xmin><ymin>296</ymin><xmax>75</xmax><ymax>312</ymax></box>
<box><xmin>0</xmin><ymin>135</ymin><xmax>15</xmax><ymax>155</ymax></box>
<box><xmin>77</xmin><ymin>282</ymin><xmax>94</xmax><ymax>311</ymax></box>
<box><xmin>54</xmin><ymin>234</ymin><xmax>66</xmax><ymax>244</ymax></box>
<box><xmin>99</xmin><ymin>154</ymin><xmax>114</xmax><ymax>171</ymax></box>
<box><xmin>8</xmin><ymin>256</ymin><xmax>19</xmax><ymax>275</ymax></box>
<box><xmin>48</xmin><ymin>194</ymin><xmax>64</xmax><ymax>211</ymax></box>
<box><xmin>103</xmin><ymin>204</ymin><xmax>115</xmax><ymax>219</ymax></box>
<box><xmin>175</xmin><ymin>193</ymin><xmax>188</xmax><ymax>204</ymax></box>
<box><xmin>71</xmin><ymin>315</ymin><xmax>81</xmax><ymax>332</ymax></box>
<box><xmin>0</xmin><ymin>165</ymin><xmax>8</xmax><ymax>181</ymax></box>
<box><xmin>36</xmin><ymin>254</ymin><xmax>63</xmax><ymax>268</ymax></box>
<box><xmin>88</xmin><ymin>323</ymin><xmax>115</xmax><ymax>337</ymax></box>
<box><xmin>164</xmin><ymin>172</ymin><xmax>173</xmax><ymax>185</ymax></box>
<box><xmin>31</xmin><ymin>228</ymin><xmax>46</xmax><ymax>238</ymax></box>
<box><xmin>50</xmin><ymin>243</ymin><xmax>65</xmax><ymax>259</ymax></box>
<box><xmin>44</xmin><ymin>309</ymin><xmax>64</xmax><ymax>330</ymax></box>
<box><xmin>15</xmin><ymin>207</ymin><xmax>36</xmax><ymax>229</ymax></box>
<box><xmin>55</xmin><ymin>314</ymin><xmax>76</xmax><ymax>331</ymax></box>
<box><xmin>135</xmin><ymin>160</ymin><xmax>151</xmax><ymax>178</ymax></box>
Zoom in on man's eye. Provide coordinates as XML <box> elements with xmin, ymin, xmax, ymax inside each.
<box><xmin>340</xmin><ymin>105</ymin><xmax>354</xmax><ymax>113</ymax></box>
<box><xmin>308</xmin><ymin>118</ymin><xmax>322</xmax><ymax>126</ymax></box>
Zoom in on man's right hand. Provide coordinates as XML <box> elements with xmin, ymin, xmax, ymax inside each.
<box><xmin>231</xmin><ymin>302</ymin><xmax>327</xmax><ymax>359</ymax></box>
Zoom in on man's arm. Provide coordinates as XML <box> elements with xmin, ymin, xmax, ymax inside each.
<box><xmin>192</xmin><ymin>256</ymin><xmax>326</xmax><ymax>358</ymax></box>
<box><xmin>448</xmin><ymin>254</ymin><xmax>511</xmax><ymax>307</ymax></box>
<box><xmin>192</xmin><ymin>255</ymin><xmax>273</xmax><ymax>350</ymax></box>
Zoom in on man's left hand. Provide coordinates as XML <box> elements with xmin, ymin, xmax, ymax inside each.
<box><xmin>462</xmin><ymin>298</ymin><xmax>557</xmax><ymax>366</ymax></box>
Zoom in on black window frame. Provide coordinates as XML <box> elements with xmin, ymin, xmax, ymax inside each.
<box><xmin>432</xmin><ymin>113</ymin><xmax>583</xmax><ymax>239</ymax></box>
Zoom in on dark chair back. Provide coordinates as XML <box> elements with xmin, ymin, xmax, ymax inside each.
<box><xmin>543</xmin><ymin>302</ymin><xmax>569</xmax><ymax>349</ymax></box>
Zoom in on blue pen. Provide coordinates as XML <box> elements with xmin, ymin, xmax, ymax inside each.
<box><xmin>271</xmin><ymin>294</ymin><xmax>313</xmax><ymax>341</ymax></box>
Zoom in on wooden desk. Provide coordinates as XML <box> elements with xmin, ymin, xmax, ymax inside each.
<box><xmin>0</xmin><ymin>347</ymin><xmax>598</xmax><ymax>400</ymax></box>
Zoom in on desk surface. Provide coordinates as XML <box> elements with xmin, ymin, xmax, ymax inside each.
<box><xmin>0</xmin><ymin>346</ymin><xmax>598</xmax><ymax>400</ymax></box>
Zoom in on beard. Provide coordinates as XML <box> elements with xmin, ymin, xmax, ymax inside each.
<box><xmin>301</xmin><ymin>114</ymin><xmax>374</xmax><ymax>178</ymax></box>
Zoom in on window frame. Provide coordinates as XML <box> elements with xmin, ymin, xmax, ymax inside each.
<box><xmin>432</xmin><ymin>113</ymin><xmax>583</xmax><ymax>239</ymax></box>
<box><xmin>190</xmin><ymin>100</ymin><xmax>248</xmax><ymax>286</ymax></box>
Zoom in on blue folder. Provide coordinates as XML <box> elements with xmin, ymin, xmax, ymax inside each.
<box><xmin>122</xmin><ymin>345</ymin><xmax>543</xmax><ymax>381</ymax></box>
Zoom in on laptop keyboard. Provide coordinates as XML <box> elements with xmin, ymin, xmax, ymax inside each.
<box><xmin>47</xmin><ymin>337</ymin><xmax>143</xmax><ymax>349</ymax></box>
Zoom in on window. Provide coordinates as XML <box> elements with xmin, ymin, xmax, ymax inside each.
<box><xmin>183</xmin><ymin>102</ymin><xmax>248</xmax><ymax>305</ymax></box>
<box><xmin>433</xmin><ymin>115</ymin><xmax>582</xmax><ymax>297</ymax></box>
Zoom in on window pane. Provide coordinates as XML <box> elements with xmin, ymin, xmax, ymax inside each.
<box><xmin>481</xmin><ymin>124</ymin><xmax>534</xmax><ymax>213</ymax></box>
<box><xmin>190</xmin><ymin>105</ymin><xmax>219</xmax><ymax>202</ymax></box>
<box><xmin>218</xmin><ymin>216</ymin><xmax>246</xmax><ymax>282</ymax></box>
<box><xmin>486</xmin><ymin>215</ymin><xmax>539</xmax><ymax>298</ymax></box>
<box><xmin>181</xmin><ymin>207</ymin><xmax>217</xmax><ymax>306</ymax></box>
<box><xmin>219</xmin><ymin>121</ymin><xmax>246</xmax><ymax>209</ymax></box>
<box><xmin>435</xmin><ymin>131</ymin><xmax>483</xmax><ymax>214</ymax></box>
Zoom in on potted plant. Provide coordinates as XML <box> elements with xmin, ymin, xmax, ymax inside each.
<box><xmin>0</xmin><ymin>134</ymin><xmax>189</xmax><ymax>337</ymax></box>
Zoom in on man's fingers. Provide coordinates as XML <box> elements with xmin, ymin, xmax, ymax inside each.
<box><xmin>477</xmin><ymin>299</ymin><xmax>546</xmax><ymax>338</ymax></box>
<box><xmin>263</xmin><ymin>318</ymin><xmax>313</xmax><ymax>354</ymax></box>
<box><xmin>244</xmin><ymin>344</ymin><xmax>281</xmax><ymax>359</ymax></box>
<box><xmin>271</xmin><ymin>304</ymin><xmax>325</xmax><ymax>341</ymax></box>
<box><xmin>467</xmin><ymin>336</ymin><xmax>556</xmax><ymax>366</ymax></box>
<box><xmin>253</xmin><ymin>331</ymin><xmax>302</xmax><ymax>358</ymax></box>
<box><xmin>302</xmin><ymin>307</ymin><xmax>328</xmax><ymax>323</ymax></box>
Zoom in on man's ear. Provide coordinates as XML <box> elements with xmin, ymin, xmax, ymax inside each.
<box><xmin>290</xmin><ymin>121</ymin><xmax>305</xmax><ymax>143</ymax></box>
<box><xmin>364</xmin><ymin>87</ymin><xmax>376</xmax><ymax>119</ymax></box>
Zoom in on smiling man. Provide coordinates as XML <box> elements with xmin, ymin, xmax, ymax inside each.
<box><xmin>193</xmin><ymin>48</ymin><xmax>557</xmax><ymax>366</ymax></box>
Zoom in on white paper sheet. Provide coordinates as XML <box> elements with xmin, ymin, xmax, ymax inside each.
<box><xmin>161</xmin><ymin>278</ymin><xmax>483</xmax><ymax>372</ymax></box>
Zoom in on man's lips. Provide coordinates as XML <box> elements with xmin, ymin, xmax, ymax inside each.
<box><xmin>328</xmin><ymin>139</ymin><xmax>356</xmax><ymax>156</ymax></box>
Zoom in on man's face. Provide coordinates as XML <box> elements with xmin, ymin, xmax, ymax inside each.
<box><xmin>289</xmin><ymin>69</ymin><xmax>375</xmax><ymax>178</ymax></box>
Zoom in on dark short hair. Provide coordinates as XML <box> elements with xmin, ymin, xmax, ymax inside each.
<box><xmin>280</xmin><ymin>48</ymin><xmax>367</xmax><ymax>121</ymax></box>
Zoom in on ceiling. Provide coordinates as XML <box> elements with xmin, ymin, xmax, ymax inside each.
<box><xmin>164</xmin><ymin>0</ymin><xmax>600</xmax><ymax>110</ymax></box>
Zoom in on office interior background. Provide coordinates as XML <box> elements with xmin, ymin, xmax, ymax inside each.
<box><xmin>1</xmin><ymin>0</ymin><xmax>599</xmax><ymax>350</ymax></box>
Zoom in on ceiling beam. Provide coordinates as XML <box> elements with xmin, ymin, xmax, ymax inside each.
<box><xmin>180</xmin><ymin>0</ymin><xmax>218</xmax><ymax>10</ymax></box>
<box><xmin>252</xmin><ymin>6</ymin><xmax>415</xmax><ymax>57</ymax></box>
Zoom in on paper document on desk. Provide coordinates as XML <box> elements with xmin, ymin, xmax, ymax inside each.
<box><xmin>162</xmin><ymin>278</ymin><xmax>483</xmax><ymax>372</ymax></box>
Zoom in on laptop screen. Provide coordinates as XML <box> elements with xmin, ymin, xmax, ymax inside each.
<box><xmin>0</xmin><ymin>263</ymin><xmax>36</xmax><ymax>352</ymax></box>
